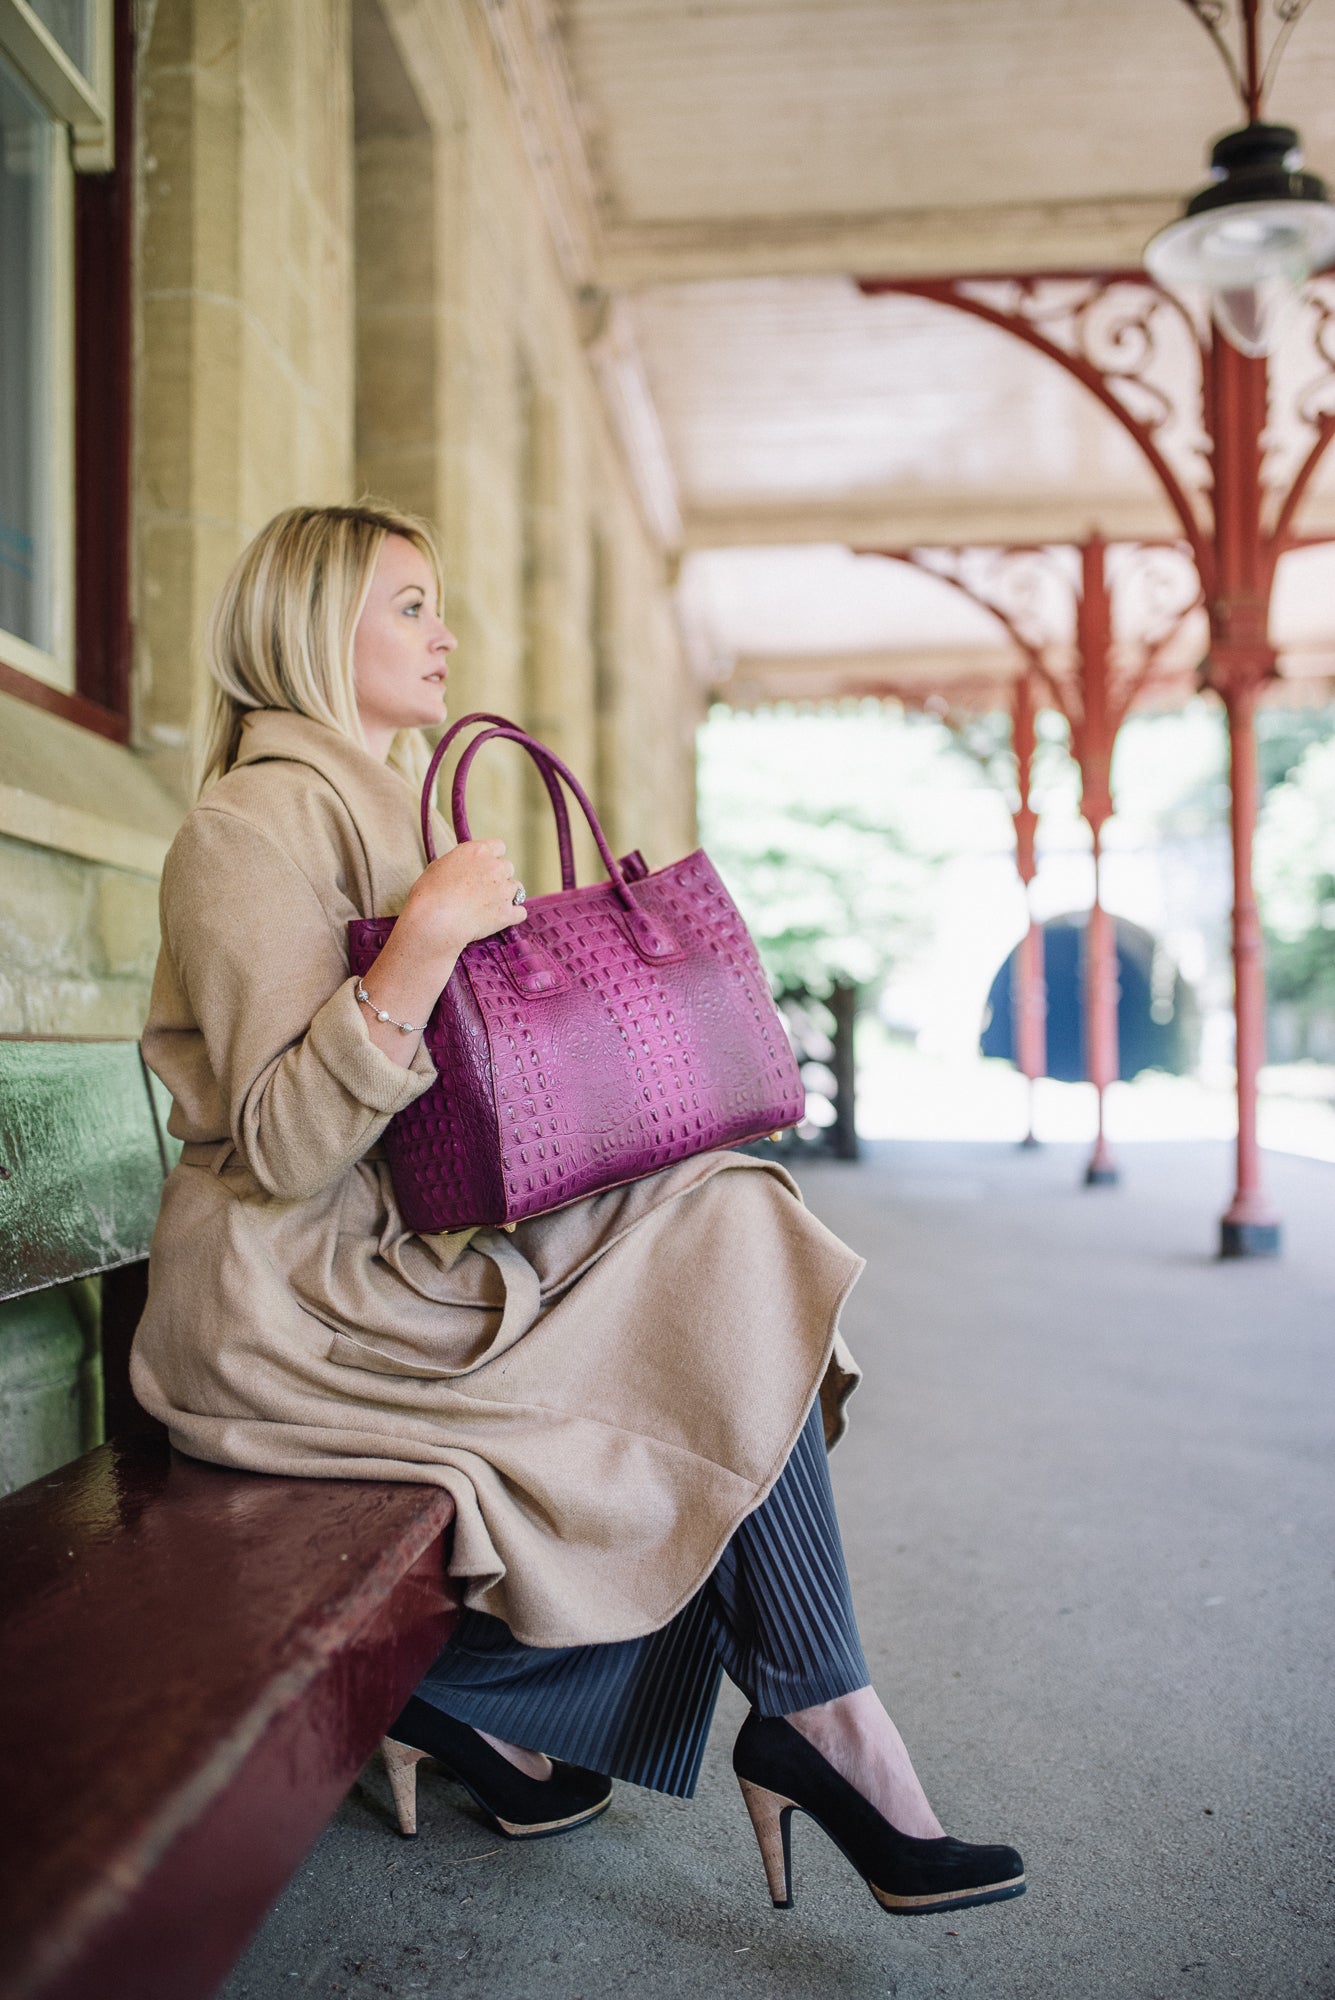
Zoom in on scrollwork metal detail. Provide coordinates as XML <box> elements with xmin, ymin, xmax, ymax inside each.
<box><xmin>892</xmin><ymin>276</ymin><xmax>1213</xmax><ymax>557</ymax></box>
<box><xmin>868</xmin><ymin>541</ymin><xmax>1197</xmax><ymax>732</ymax></box>
<box><xmin>1266</xmin><ymin>277</ymin><xmax>1335</xmax><ymax>542</ymax></box>
<box><xmin>1177</xmin><ymin>0</ymin><xmax>1315</xmax><ymax>119</ymax></box>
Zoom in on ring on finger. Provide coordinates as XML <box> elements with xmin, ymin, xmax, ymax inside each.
<box><xmin>512</xmin><ymin>883</ymin><xmax>527</xmax><ymax>906</ymax></box>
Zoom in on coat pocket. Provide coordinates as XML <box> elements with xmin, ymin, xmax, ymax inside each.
<box><xmin>324</xmin><ymin>1326</ymin><xmax>486</xmax><ymax>1379</ymax></box>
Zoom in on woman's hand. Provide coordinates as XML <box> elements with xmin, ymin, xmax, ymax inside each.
<box><xmin>398</xmin><ymin>839</ymin><xmax>527</xmax><ymax>962</ymax></box>
<box><xmin>356</xmin><ymin>839</ymin><xmax>526</xmax><ymax>1067</ymax></box>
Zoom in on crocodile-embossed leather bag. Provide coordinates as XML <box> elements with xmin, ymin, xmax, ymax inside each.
<box><xmin>347</xmin><ymin>714</ymin><xmax>803</xmax><ymax>1232</ymax></box>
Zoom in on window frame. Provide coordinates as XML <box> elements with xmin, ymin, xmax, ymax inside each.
<box><xmin>0</xmin><ymin>1</ymin><xmax>114</xmax><ymax>170</ymax></box>
<box><xmin>0</xmin><ymin>0</ymin><xmax>130</xmax><ymax>747</ymax></box>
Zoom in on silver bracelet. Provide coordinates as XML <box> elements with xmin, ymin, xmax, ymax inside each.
<box><xmin>354</xmin><ymin>978</ymin><xmax>420</xmax><ymax>1036</ymax></box>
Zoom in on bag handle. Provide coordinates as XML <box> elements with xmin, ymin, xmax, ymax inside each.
<box><xmin>420</xmin><ymin>712</ymin><xmax>576</xmax><ymax>889</ymax></box>
<box><xmin>452</xmin><ymin>725</ymin><xmax>682</xmax><ymax>962</ymax></box>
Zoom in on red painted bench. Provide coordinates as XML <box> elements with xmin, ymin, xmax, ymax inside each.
<box><xmin>0</xmin><ymin>1041</ymin><xmax>460</xmax><ymax>2000</ymax></box>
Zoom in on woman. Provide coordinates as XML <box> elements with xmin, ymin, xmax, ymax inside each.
<box><xmin>132</xmin><ymin>503</ymin><xmax>1024</xmax><ymax>1917</ymax></box>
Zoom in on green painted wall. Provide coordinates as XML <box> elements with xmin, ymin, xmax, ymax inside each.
<box><xmin>0</xmin><ymin>1282</ymin><xmax>102</xmax><ymax>1496</ymax></box>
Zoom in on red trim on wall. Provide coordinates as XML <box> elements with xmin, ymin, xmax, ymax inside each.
<box><xmin>0</xmin><ymin>657</ymin><xmax>129</xmax><ymax>744</ymax></box>
<box><xmin>73</xmin><ymin>0</ymin><xmax>135</xmax><ymax>721</ymax></box>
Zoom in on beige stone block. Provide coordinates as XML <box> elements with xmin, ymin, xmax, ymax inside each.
<box><xmin>16</xmin><ymin>973</ymin><xmax>105</xmax><ymax>1036</ymax></box>
<box><xmin>17</xmin><ymin>975</ymin><xmax>151</xmax><ymax>1040</ymax></box>
<box><xmin>355</xmin><ymin>445</ymin><xmax>439</xmax><ymax>521</ymax></box>
<box><xmin>310</xmin><ymin>286</ymin><xmax>355</xmax><ymax>467</ymax></box>
<box><xmin>0</xmin><ymin>967</ymin><xmax>22</xmax><ymax>1036</ymax></box>
<box><xmin>138</xmin><ymin>294</ymin><xmax>195</xmax><ymax>517</ymax></box>
<box><xmin>0</xmin><ymin>841</ymin><xmax>93</xmax><ymax>976</ymax></box>
<box><xmin>0</xmin><ymin>693</ymin><xmax>181</xmax><ymax>845</ymax></box>
<box><xmin>140</xmin><ymin>0</ymin><xmax>193</xmax><ymax>71</ymax></box>
<box><xmin>444</xmin><ymin>635</ymin><xmax>519</xmax><ymax>724</ymax></box>
<box><xmin>238</xmin><ymin>102</ymin><xmax>295</xmax><ymax>359</ymax></box>
<box><xmin>0</xmin><ymin>785</ymin><xmax>167</xmax><ymax>880</ymax></box>
<box><xmin>242</xmin><ymin>0</ymin><xmax>298</xmax><ymax>144</ymax></box>
<box><xmin>136</xmin><ymin>516</ymin><xmax>243</xmax><ymax>754</ymax></box>
<box><xmin>142</xmin><ymin>0</ymin><xmax>246</xmax><ymax>76</ymax></box>
<box><xmin>314</xmin><ymin>192</ymin><xmax>356</xmax><ymax>313</ymax></box>
<box><xmin>238</xmin><ymin>330</ymin><xmax>301</xmax><ymax>528</ymax></box>
<box><xmin>135</xmin><ymin>523</ymin><xmax>198</xmax><ymax>721</ymax></box>
<box><xmin>304</xmin><ymin>404</ymin><xmax>355</xmax><ymax>504</ymax></box>
<box><xmin>292</xmin><ymin>400</ymin><xmax>347</xmax><ymax>505</ymax></box>
<box><xmin>141</xmin><ymin>60</ymin><xmax>244</xmax><ymax>301</ymax></box>
<box><xmin>304</xmin><ymin>0</ymin><xmax>353</xmax><ymax>215</ymax></box>
<box><xmin>139</xmin><ymin>291</ymin><xmax>244</xmax><ymax>524</ymax></box>
<box><xmin>94</xmin><ymin>872</ymin><xmax>162</xmax><ymax>980</ymax></box>
<box><xmin>188</xmin><ymin>293</ymin><xmax>245</xmax><ymax>521</ymax></box>
<box><xmin>287</xmin><ymin>205</ymin><xmax>314</xmax><ymax>382</ymax></box>
<box><xmin>138</xmin><ymin>67</ymin><xmax>197</xmax><ymax>296</ymax></box>
<box><xmin>94</xmin><ymin>982</ymin><xmax>158</xmax><ymax>1039</ymax></box>
<box><xmin>189</xmin><ymin>66</ymin><xmax>248</xmax><ymax>298</ymax></box>
<box><xmin>356</xmin><ymin>307</ymin><xmax>438</xmax><ymax>449</ymax></box>
<box><xmin>354</xmin><ymin>136</ymin><xmax>436</xmax><ymax>311</ymax></box>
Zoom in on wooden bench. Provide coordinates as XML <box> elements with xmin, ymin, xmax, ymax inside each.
<box><xmin>0</xmin><ymin>1039</ymin><xmax>461</xmax><ymax>2000</ymax></box>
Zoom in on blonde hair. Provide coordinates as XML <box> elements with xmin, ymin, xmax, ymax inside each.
<box><xmin>193</xmin><ymin>502</ymin><xmax>446</xmax><ymax>797</ymax></box>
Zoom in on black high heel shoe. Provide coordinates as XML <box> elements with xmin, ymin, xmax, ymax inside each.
<box><xmin>733</xmin><ymin>1712</ymin><xmax>1025</xmax><ymax>1915</ymax></box>
<box><xmin>382</xmin><ymin>1696</ymin><xmax>612</xmax><ymax>1841</ymax></box>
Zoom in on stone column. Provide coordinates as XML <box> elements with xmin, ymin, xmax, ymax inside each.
<box><xmin>136</xmin><ymin>0</ymin><xmax>355</xmax><ymax>797</ymax></box>
<box><xmin>520</xmin><ymin>383</ymin><xmax>594</xmax><ymax>888</ymax></box>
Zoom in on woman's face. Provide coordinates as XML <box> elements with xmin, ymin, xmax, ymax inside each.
<box><xmin>352</xmin><ymin>534</ymin><xmax>457</xmax><ymax>756</ymax></box>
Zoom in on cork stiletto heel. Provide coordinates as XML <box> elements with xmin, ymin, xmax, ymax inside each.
<box><xmin>382</xmin><ymin>1737</ymin><xmax>430</xmax><ymax>1838</ymax></box>
<box><xmin>738</xmin><ymin>1775</ymin><xmax>799</xmax><ymax>1907</ymax></box>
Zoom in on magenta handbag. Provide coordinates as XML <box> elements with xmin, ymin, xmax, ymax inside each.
<box><xmin>347</xmin><ymin>714</ymin><xmax>803</xmax><ymax>1232</ymax></box>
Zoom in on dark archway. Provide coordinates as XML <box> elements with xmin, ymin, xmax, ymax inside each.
<box><xmin>981</xmin><ymin>914</ymin><xmax>1199</xmax><ymax>1082</ymax></box>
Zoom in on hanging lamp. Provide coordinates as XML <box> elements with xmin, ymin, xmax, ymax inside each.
<box><xmin>1144</xmin><ymin>0</ymin><xmax>1335</xmax><ymax>356</ymax></box>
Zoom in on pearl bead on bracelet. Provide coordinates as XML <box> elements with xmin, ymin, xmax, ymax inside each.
<box><xmin>354</xmin><ymin>979</ymin><xmax>419</xmax><ymax>1035</ymax></box>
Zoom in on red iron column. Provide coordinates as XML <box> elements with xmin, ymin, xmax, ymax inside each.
<box><xmin>1207</xmin><ymin>338</ymin><xmax>1281</xmax><ymax>1254</ymax></box>
<box><xmin>1072</xmin><ymin>540</ymin><xmax>1121</xmax><ymax>1185</ymax></box>
<box><xmin>1010</xmin><ymin>674</ymin><xmax>1047</xmax><ymax>1147</ymax></box>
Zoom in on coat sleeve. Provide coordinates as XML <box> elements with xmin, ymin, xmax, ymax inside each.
<box><xmin>159</xmin><ymin>804</ymin><xmax>436</xmax><ymax>1201</ymax></box>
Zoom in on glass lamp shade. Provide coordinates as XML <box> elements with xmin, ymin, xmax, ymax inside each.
<box><xmin>1144</xmin><ymin>124</ymin><xmax>1335</xmax><ymax>357</ymax></box>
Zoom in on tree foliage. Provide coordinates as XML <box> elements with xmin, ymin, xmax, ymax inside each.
<box><xmin>1255</xmin><ymin>732</ymin><xmax>1335</xmax><ymax>1020</ymax></box>
<box><xmin>696</xmin><ymin>704</ymin><xmax>1007</xmax><ymax>995</ymax></box>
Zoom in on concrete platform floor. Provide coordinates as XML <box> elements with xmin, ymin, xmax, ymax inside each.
<box><xmin>223</xmin><ymin>1141</ymin><xmax>1335</xmax><ymax>2000</ymax></box>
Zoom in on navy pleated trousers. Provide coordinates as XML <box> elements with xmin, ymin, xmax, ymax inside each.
<box><xmin>415</xmin><ymin>1401</ymin><xmax>869</xmax><ymax>1798</ymax></box>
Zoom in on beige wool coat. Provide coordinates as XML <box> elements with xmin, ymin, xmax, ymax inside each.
<box><xmin>132</xmin><ymin>709</ymin><xmax>863</xmax><ymax>1648</ymax></box>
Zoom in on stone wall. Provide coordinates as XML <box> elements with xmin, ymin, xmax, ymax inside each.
<box><xmin>0</xmin><ymin>823</ymin><xmax>162</xmax><ymax>1038</ymax></box>
<box><xmin>1</xmin><ymin>0</ymin><xmax>698</xmax><ymax>1494</ymax></box>
<box><xmin>0</xmin><ymin>1286</ymin><xmax>101</xmax><ymax>1499</ymax></box>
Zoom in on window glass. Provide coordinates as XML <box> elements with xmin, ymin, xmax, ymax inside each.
<box><xmin>0</xmin><ymin>54</ymin><xmax>55</xmax><ymax>655</ymax></box>
<box><xmin>25</xmin><ymin>0</ymin><xmax>94</xmax><ymax>85</ymax></box>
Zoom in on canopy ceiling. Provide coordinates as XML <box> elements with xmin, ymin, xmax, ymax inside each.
<box><xmin>491</xmin><ymin>0</ymin><xmax>1335</xmax><ymax>708</ymax></box>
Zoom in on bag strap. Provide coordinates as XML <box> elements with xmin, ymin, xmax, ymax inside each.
<box><xmin>452</xmin><ymin>725</ymin><xmax>682</xmax><ymax>962</ymax></box>
<box><xmin>420</xmin><ymin>712</ymin><xmax>575</xmax><ymax>888</ymax></box>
